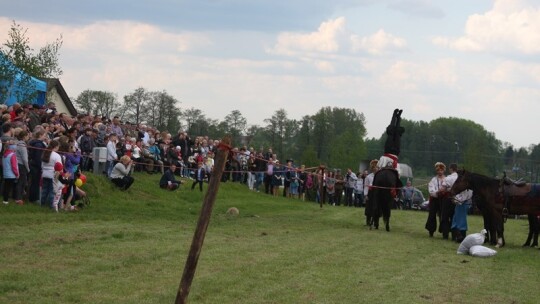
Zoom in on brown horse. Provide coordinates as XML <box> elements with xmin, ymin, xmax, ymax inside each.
<box><xmin>450</xmin><ymin>170</ymin><xmax>540</xmax><ymax>247</ymax></box>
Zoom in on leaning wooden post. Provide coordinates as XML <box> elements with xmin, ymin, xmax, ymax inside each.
<box><xmin>175</xmin><ymin>135</ymin><xmax>232</xmax><ymax>304</ymax></box>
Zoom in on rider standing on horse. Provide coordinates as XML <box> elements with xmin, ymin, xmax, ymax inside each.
<box><xmin>378</xmin><ymin>109</ymin><xmax>403</xmax><ymax>169</ymax></box>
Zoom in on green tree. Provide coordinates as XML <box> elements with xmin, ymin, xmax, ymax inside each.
<box><xmin>74</xmin><ymin>90</ymin><xmax>119</xmax><ymax>118</ymax></box>
<box><xmin>144</xmin><ymin>90</ymin><xmax>181</xmax><ymax>133</ymax></box>
<box><xmin>223</xmin><ymin>109</ymin><xmax>247</xmax><ymax>143</ymax></box>
<box><xmin>1</xmin><ymin>21</ymin><xmax>62</xmax><ymax>104</ymax></box>
<box><xmin>121</xmin><ymin>87</ymin><xmax>150</xmax><ymax>125</ymax></box>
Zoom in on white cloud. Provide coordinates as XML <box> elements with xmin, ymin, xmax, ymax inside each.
<box><xmin>432</xmin><ymin>0</ymin><xmax>540</xmax><ymax>54</ymax></box>
<box><xmin>351</xmin><ymin>29</ymin><xmax>407</xmax><ymax>55</ymax></box>
<box><xmin>270</xmin><ymin>17</ymin><xmax>347</xmax><ymax>56</ymax></box>
<box><xmin>271</xmin><ymin>18</ymin><xmax>407</xmax><ymax>57</ymax></box>
<box><xmin>0</xmin><ymin>17</ymin><xmax>210</xmax><ymax>55</ymax></box>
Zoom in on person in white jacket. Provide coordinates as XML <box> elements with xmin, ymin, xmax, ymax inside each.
<box><xmin>106</xmin><ymin>133</ymin><xmax>118</xmax><ymax>177</ymax></box>
<box><xmin>444</xmin><ymin>163</ymin><xmax>473</xmax><ymax>242</ymax></box>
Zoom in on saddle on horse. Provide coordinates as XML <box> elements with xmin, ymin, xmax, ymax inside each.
<box><xmin>501</xmin><ymin>172</ymin><xmax>532</xmax><ymax>197</ymax></box>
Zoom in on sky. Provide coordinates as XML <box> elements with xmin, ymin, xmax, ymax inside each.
<box><xmin>1</xmin><ymin>0</ymin><xmax>540</xmax><ymax>148</ymax></box>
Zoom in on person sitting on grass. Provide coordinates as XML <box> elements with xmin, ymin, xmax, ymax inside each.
<box><xmin>160</xmin><ymin>163</ymin><xmax>181</xmax><ymax>191</ymax></box>
<box><xmin>110</xmin><ymin>155</ymin><xmax>134</xmax><ymax>191</ymax></box>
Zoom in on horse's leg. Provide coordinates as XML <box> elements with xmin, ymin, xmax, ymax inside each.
<box><xmin>524</xmin><ymin>214</ymin><xmax>534</xmax><ymax>247</ymax></box>
<box><xmin>493</xmin><ymin>211</ymin><xmax>505</xmax><ymax>248</ymax></box>
<box><xmin>384</xmin><ymin>196</ymin><xmax>391</xmax><ymax>232</ymax></box>
<box><xmin>531</xmin><ymin>215</ymin><xmax>540</xmax><ymax>247</ymax></box>
<box><xmin>482</xmin><ymin>211</ymin><xmax>491</xmax><ymax>244</ymax></box>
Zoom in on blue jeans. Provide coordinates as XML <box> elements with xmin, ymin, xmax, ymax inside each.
<box><xmin>106</xmin><ymin>160</ymin><xmax>115</xmax><ymax>177</ymax></box>
<box><xmin>254</xmin><ymin>172</ymin><xmax>264</xmax><ymax>190</ymax></box>
<box><xmin>41</xmin><ymin>178</ymin><xmax>54</xmax><ymax>208</ymax></box>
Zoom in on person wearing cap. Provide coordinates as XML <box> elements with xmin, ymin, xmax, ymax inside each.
<box><xmin>191</xmin><ymin>161</ymin><xmax>206</xmax><ymax>192</ymax></box>
<box><xmin>364</xmin><ymin>159</ymin><xmax>379</xmax><ymax>225</ymax></box>
<box><xmin>425</xmin><ymin>162</ymin><xmax>452</xmax><ymax>239</ymax></box>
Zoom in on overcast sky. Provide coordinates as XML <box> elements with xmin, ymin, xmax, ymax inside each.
<box><xmin>1</xmin><ymin>0</ymin><xmax>539</xmax><ymax>148</ymax></box>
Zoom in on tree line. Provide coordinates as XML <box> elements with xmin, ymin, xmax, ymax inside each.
<box><xmin>72</xmin><ymin>89</ymin><xmax>540</xmax><ymax>181</ymax></box>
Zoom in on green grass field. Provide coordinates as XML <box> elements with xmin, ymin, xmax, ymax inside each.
<box><xmin>1</xmin><ymin>172</ymin><xmax>540</xmax><ymax>304</ymax></box>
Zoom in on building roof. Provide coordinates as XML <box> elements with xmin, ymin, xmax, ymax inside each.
<box><xmin>44</xmin><ymin>78</ymin><xmax>77</xmax><ymax>116</ymax></box>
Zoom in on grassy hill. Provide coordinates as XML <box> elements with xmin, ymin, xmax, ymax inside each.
<box><xmin>1</xmin><ymin>172</ymin><xmax>539</xmax><ymax>303</ymax></box>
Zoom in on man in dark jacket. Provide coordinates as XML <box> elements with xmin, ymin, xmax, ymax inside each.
<box><xmin>159</xmin><ymin>164</ymin><xmax>180</xmax><ymax>191</ymax></box>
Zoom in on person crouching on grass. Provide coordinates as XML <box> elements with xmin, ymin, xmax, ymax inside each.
<box><xmin>110</xmin><ymin>156</ymin><xmax>134</xmax><ymax>190</ymax></box>
<box><xmin>160</xmin><ymin>163</ymin><xmax>181</xmax><ymax>191</ymax></box>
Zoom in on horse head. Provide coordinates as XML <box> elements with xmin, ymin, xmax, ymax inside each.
<box><xmin>450</xmin><ymin>169</ymin><xmax>472</xmax><ymax>196</ymax></box>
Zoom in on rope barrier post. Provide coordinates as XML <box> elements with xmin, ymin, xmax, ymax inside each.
<box><xmin>175</xmin><ymin>135</ymin><xmax>232</xmax><ymax>304</ymax></box>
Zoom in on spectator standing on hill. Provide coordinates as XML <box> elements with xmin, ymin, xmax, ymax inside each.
<box><xmin>326</xmin><ymin>171</ymin><xmax>336</xmax><ymax>206</ymax></box>
<box><xmin>79</xmin><ymin>127</ymin><xmax>95</xmax><ymax>171</ymax></box>
<box><xmin>41</xmin><ymin>140</ymin><xmax>62</xmax><ymax>209</ymax></box>
<box><xmin>2</xmin><ymin>142</ymin><xmax>20</xmax><ymax>205</ymax></box>
<box><xmin>354</xmin><ymin>172</ymin><xmax>364</xmax><ymax>207</ymax></box>
<box><xmin>191</xmin><ymin>162</ymin><xmax>206</xmax><ymax>192</ymax></box>
<box><xmin>111</xmin><ymin>116</ymin><xmax>123</xmax><ymax>138</ymax></box>
<box><xmin>264</xmin><ymin>157</ymin><xmax>275</xmax><ymax>194</ymax></box>
<box><xmin>247</xmin><ymin>153</ymin><xmax>257</xmax><ymax>190</ymax></box>
<box><xmin>344</xmin><ymin>168</ymin><xmax>357</xmax><ymax>207</ymax></box>
<box><xmin>28</xmin><ymin>129</ymin><xmax>47</xmax><ymax>204</ymax></box>
<box><xmin>14</xmin><ymin>130</ymin><xmax>30</xmax><ymax>205</ymax></box>
<box><xmin>254</xmin><ymin>152</ymin><xmax>266</xmax><ymax>192</ymax></box>
<box><xmin>289</xmin><ymin>167</ymin><xmax>299</xmax><ymax>199</ymax></box>
<box><xmin>334</xmin><ymin>169</ymin><xmax>344</xmax><ymax>206</ymax></box>
<box><xmin>271</xmin><ymin>161</ymin><xmax>283</xmax><ymax>196</ymax></box>
<box><xmin>283</xmin><ymin>159</ymin><xmax>294</xmax><ymax>197</ymax></box>
<box><xmin>298</xmin><ymin>165</ymin><xmax>307</xmax><ymax>201</ymax></box>
<box><xmin>106</xmin><ymin>133</ymin><xmax>118</xmax><ymax>177</ymax></box>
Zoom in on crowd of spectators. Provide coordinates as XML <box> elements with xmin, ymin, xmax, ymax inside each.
<box><xmin>0</xmin><ymin>101</ymin><xmax>388</xmax><ymax>211</ymax></box>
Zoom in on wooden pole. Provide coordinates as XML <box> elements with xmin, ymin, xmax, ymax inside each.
<box><xmin>175</xmin><ymin>135</ymin><xmax>232</xmax><ymax>304</ymax></box>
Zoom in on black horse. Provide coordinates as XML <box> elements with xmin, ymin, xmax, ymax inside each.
<box><xmin>368</xmin><ymin>109</ymin><xmax>405</xmax><ymax>231</ymax></box>
<box><xmin>450</xmin><ymin>169</ymin><xmax>540</xmax><ymax>247</ymax></box>
<box><xmin>369</xmin><ymin>168</ymin><xmax>403</xmax><ymax>231</ymax></box>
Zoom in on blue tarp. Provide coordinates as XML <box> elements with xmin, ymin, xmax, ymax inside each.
<box><xmin>1</xmin><ymin>54</ymin><xmax>47</xmax><ymax>106</ymax></box>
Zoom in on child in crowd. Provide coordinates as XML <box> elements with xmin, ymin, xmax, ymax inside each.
<box><xmin>2</xmin><ymin>143</ymin><xmax>20</xmax><ymax>205</ymax></box>
<box><xmin>191</xmin><ymin>162</ymin><xmax>206</xmax><ymax>192</ymax></box>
